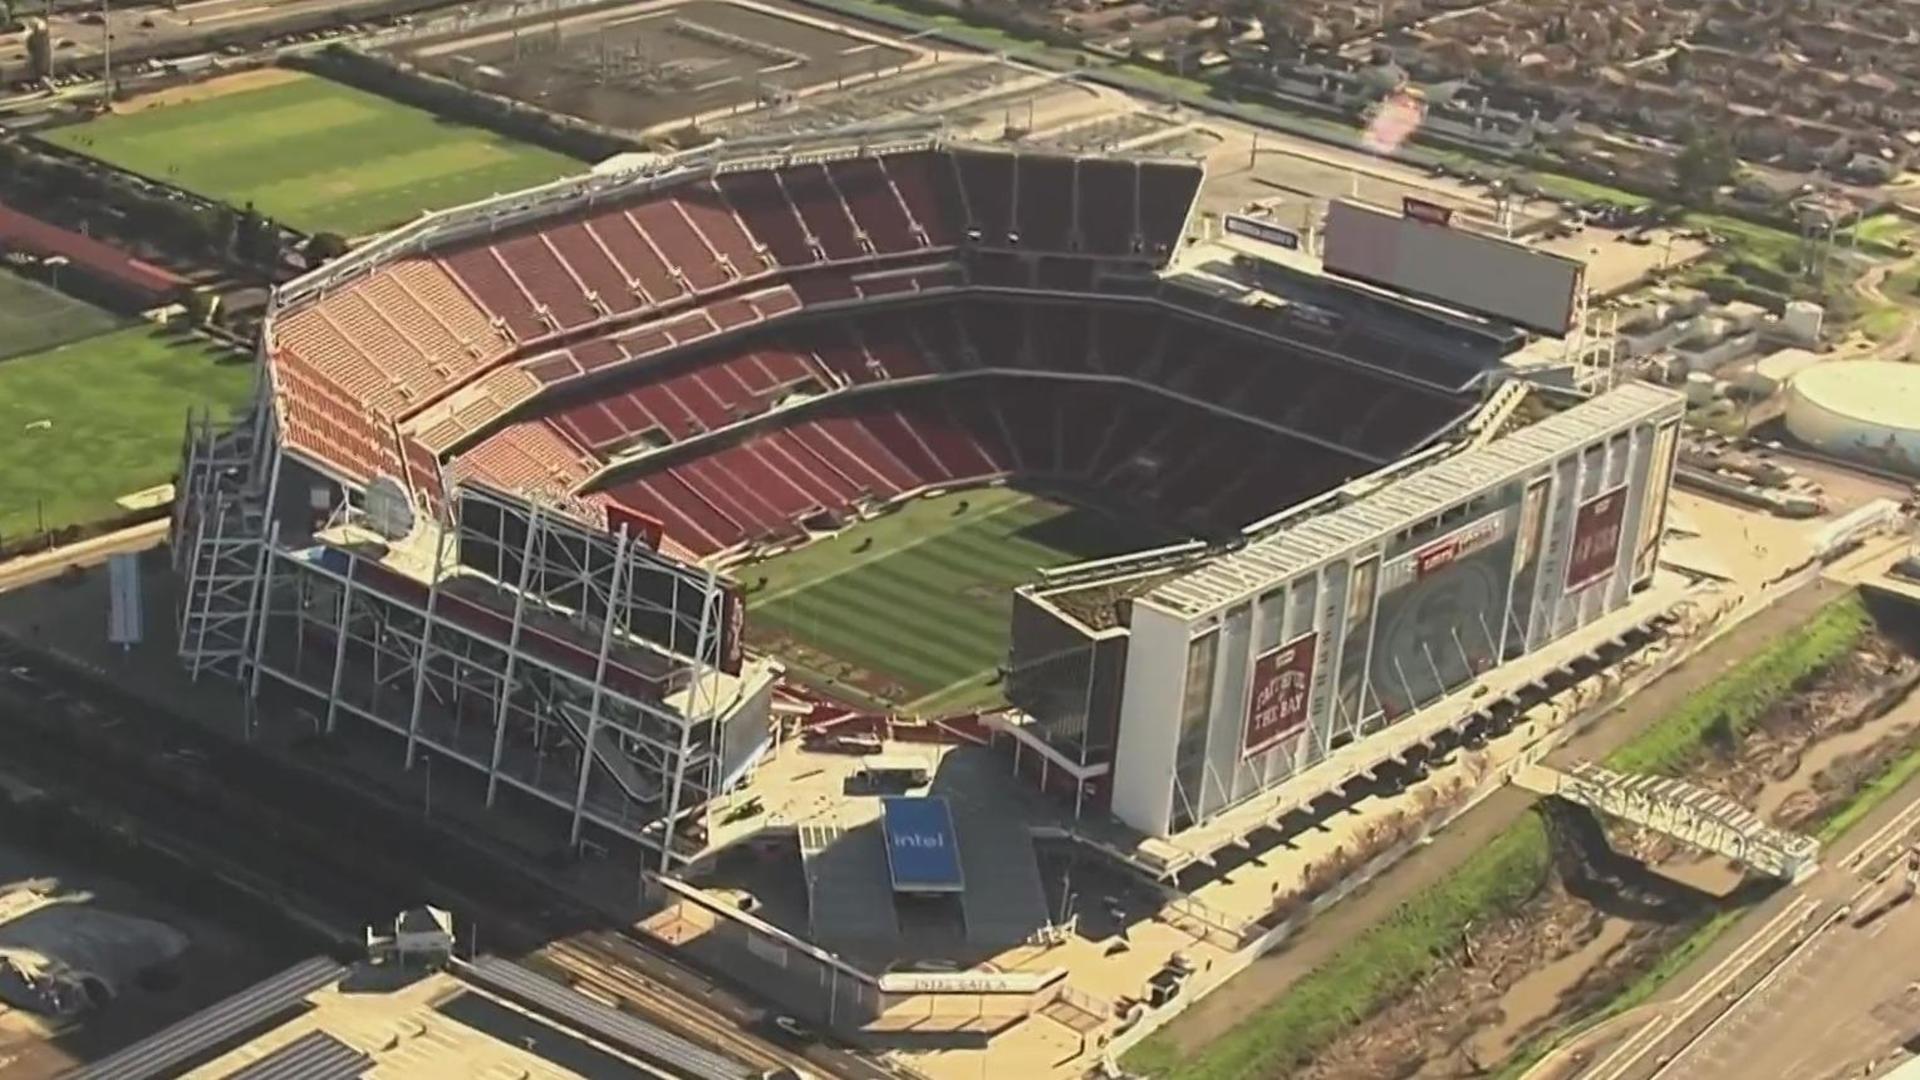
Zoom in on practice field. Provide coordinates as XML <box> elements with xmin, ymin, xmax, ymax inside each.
<box><xmin>0</xmin><ymin>269</ymin><xmax>125</xmax><ymax>361</ymax></box>
<box><xmin>745</xmin><ymin>487</ymin><xmax>1165</xmax><ymax>713</ymax></box>
<box><xmin>0</xmin><ymin>327</ymin><xmax>253</xmax><ymax>539</ymax></box>
<box><xmin>41</xmin><ymin>71</ymin><xmax>581</xmax><ymax>237</ymax></box>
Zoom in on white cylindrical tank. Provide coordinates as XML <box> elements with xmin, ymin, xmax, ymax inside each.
<box><xmin>1782</xmin><ymin>300</ymin><xmax>1824</xmax><ymax>345</ymax></box>
<box><xmin>1784</xmin><ymin>360</ymin><xmax>1920</xmax><ymax>472</ymax></box>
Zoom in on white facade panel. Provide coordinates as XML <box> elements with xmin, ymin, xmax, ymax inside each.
<box><xmin>1108</xmin><ymin>388</ymin><xmax>1685</xmax><ymax>839</ymax></box>
<box><xmin>1111</xmin><ymin>604</ymin><xmax>1193</xmax><ymax>836</ymax></box>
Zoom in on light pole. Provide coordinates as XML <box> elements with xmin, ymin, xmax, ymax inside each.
<box><xmin>99</xmin><ymin>0</ymin><xmax>111</xmax><ymax>106</ymax></box>
<box><xmin>23</xmin><ymin>419</ymin><xmax>51</xmax><ymax>544</ymax></box>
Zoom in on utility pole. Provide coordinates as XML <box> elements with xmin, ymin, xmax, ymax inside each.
<box><xmin>99</xmin><ymin>0</ymin><xmax>110</xmax><ymax>105</ymax></box>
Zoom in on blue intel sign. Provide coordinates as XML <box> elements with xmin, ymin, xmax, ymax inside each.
<box><xmin>882</xmin><ymin>796</ymin><xmax>964</xmax><ymax>893</ymax></box>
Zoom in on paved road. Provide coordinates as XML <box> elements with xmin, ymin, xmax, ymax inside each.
<box><xmin>0</xmin><ymin>0</ymin><xmax>397</xmax><ymax>85</ymax></box>
<box><xmin>1659</xmin><ymin>897</ymin><xmax>1920</xmax><ymax>1080</ymax></box>
<box><xmin>1553</xmin><ymin>771</ymin><xmax>1920</xmax><ymax>1080</ymax></box>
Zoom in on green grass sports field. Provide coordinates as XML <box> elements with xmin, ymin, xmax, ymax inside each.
<box><xmin>0</xmin><ymin>326</ymin><xmax>253</xmax><ymax>539</ymax></box>
<box><xmin>744</xmin><ymin>487</ymin><xmax>1161</xmax><ymax>713</ymax></box>
<box><xmin>43</xmin><ymin>72</ymin><xmax>581</xmax><ymax>237</ymax></box>
<box><xmin>0</xmin><ymin>268</ymin><xmax>126</xmax><ymax>361</ymax></box>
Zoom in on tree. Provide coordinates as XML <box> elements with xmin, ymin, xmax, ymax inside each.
<box><xmin>308</xmin><ymin>232</ymin><xmax>350</xmax><ymax>261</ymax></box>
<box><xmin>211</xmin><ymin>203</ymin><xmax>239</xmax><ymax>256</ymax></box>
<box><xmin>1674</xmin><ymin>129</ymin><xmax>1737</xmax><ymax>202</ymax></box>
<box><xmin>233</xmin><ymin>202</ymin><xmax>280</xmax><ymax>265</ymax></box>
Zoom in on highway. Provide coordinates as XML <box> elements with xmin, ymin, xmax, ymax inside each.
<box><xmin>1557</xmin><ymin>788</ymin><xmax>1920</xmax><ymax>1080</ymax></box>
<box><xmin>1647</xmin><ymin>796</ymin><xmax>1920</xmax><ymax>1080</ymax></box>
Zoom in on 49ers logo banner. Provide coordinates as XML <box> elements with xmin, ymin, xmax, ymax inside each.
<box><xmin>1245</xmin><ymin>632</ymin><xmax>1319</xmax><ymax>758</ymax></box>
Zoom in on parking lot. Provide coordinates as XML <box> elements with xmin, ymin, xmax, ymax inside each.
<box><xmin>398</xmin><ymin>0</ymin><xmax>913</xmax><ymax>133</ymax></box>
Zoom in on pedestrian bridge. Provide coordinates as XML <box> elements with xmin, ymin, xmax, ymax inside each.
<box><xmin>1513</xmin><ymin>760</ymin><xmax>1820</xmax><ymax>882</ymax></box>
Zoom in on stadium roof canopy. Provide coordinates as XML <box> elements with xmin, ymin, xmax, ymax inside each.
<box><xmin>1143</xmin><ymin>382</ymin><xmax>1683</xmax><ymax>619</ymax></box>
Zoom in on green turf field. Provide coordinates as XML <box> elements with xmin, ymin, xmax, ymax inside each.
<box><xmin>42</xmin><ymin>72</ymin><xmax>581</xmax><ymax>237</ymax></box>
<box><xmin>0</xmin><ymin>268</ymin><xmax>126</xmax><ymax>361</ymax></box>
<box><xmin>744</xmin><ymin>487</ymin><xmax>1163</xmax><ymax>713</ymax></box>
<box><xmin>0</xmin><ymin>326</ymin><xmax>253</xmax><ymax>539</ymax></box>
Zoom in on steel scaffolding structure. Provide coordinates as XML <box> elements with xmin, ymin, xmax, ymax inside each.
<box><xmin>172</xmin><ymin>384</ymin><xmax>278</xmax><ymax>685</ymax></box>
<box><xmin>174</xmin><ymin>400</ymin><xmax>770</xmax><ymax>868</ymax></box>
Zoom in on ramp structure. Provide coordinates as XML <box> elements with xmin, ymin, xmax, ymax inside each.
<box><xmin>1514</xmin><ymin>760</ymin><xmax>1819</xmax><ymax>881</ymax></box>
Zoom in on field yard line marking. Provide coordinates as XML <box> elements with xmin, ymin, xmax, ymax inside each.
<box><xmin>754</xmin><ymin>493</ymin><xmax>1036</xmax><ymax>606</ymax></box>
<box><xmin>901</xmin><ymin>667</ymin><xmax>998</xmax><ymax>714</ymax></box>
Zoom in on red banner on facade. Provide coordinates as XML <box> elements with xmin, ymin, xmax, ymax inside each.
<box><xmin>719</xmin><ymin>582</ymin><xmax>745</xmax><ymax>676</ymax></box>
<box><xmin>1412</xmin><ymin>512</ymin><xmax>1503</xmax><ymax>579</ymax></box>
<box><xmin>1244</xmin><ymin>632</ymin><xmax>1318</xmax><ymax>758</ymax></box>
<box><xmin>1566</xmin><ymin>485</ymin><xmax>1629</xmax><ymax>592</ymax></box>
<box><xmin>1402</xmin><ymin>196</ymin><xmax>1453</xmax><ymax>227</ymax></box>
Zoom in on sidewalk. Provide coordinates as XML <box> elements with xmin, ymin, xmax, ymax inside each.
<box><xmin>0</xmin><ymin>517</ymin><xmax>167</xmax><ymax>593</ymax></box>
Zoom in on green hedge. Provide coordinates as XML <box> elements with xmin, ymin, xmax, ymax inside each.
<box><xmin>1122</xmin><ymin>814</ymin><xmax>1553</xmax><ymax>1079</ymax></box>
<box><xmin>1606</xmin><ymin>593</ymin><xmax>1871</xmax><ymax>777</ymax></box>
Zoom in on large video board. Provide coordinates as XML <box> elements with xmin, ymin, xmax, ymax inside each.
<box><xmin>1322</xmin><ymin>200</ymin><xmax>1585</xmax><ymax>335</ymax></box>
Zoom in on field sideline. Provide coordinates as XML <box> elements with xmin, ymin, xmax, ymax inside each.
<box><xmin>0</xmin><ymin>268</ymin><xmax>125</xmax><ymax>361</ymax></box>
<box><xmin>0</xmin><ymin>326</ymin><xmax>253</xmax><ymax>539</ymax></box>
<box><xmin>42</xmin><ymin>71</ymin><xmax>581</xmax><ymax>237</ymax></box>
<box><xmin>744</xmin><ymin>487</ymin><xmax>1158</xmax><ymax>713</ymax></box>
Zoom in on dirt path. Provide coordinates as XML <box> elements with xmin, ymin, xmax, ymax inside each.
<box><xmin>111</xmin><ymin>66</ymin><xmax>304</xmax><ymax>113</ymax></box>
<box><xmin>1154</xmin><ymin>580</ymin><xmax>1841</xmax><ymax>1052</ymax></box>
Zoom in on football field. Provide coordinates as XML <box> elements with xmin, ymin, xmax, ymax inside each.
<box><xmin>0</xmin><ymin>326</ymin><xmax>253</xmax><ymax>539</ymax></box>
<box><xmin>0</xmin><ymin>268</ymin><xmax>126</xmax><ymax>361</ymax></box>
<box><xmin>42</xmin><ymin>70</ymin><xmax>581</xmax><ymax>237</ymax></box>
<box><xmin>744</xmin><ymin>487</ymin><xmax>1163</xmax><ymax>713</ymax></box>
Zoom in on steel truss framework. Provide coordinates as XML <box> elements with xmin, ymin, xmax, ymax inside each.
<box><xmin>1527</xmin><ymin>760</ymin><xmax>1820</xmax><ymax>880</ymax></box>
<box><xmin>173</xmin><ymin>389</ymin><xmax>277</xmax><ymax>684</ymax></box>
<box><xmin>175</xmin><ymin>399</ymin><xmax>757</xmax><ymax>869</ymax></box>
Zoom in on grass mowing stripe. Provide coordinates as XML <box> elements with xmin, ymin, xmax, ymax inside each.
<box><xmin>759</xmin><ymin>572</ymin><xmax>1010</xmax><ymax>683</ymax></box>
<box><xmin>44</xmin><ymin>71</ymin><xmax>578</xmax><ymax>236</ymax></box>
<box><xmin>759</xmin><ymin>585</ymin><xmax>991</xmax><ymax>674</ymax></box>
<box><xmin>0</xmin><ymin>326</ymin><xmax>251</xmax><ymax>536</ymax></box>
<box><xmin>936</xmin><ymin>525</ymin><xmax>1070</xmax><ymax>573</ymax></box>
<box><xmin>0</xmin><ymin>270</ymin><xmax>125</xmax><ymax>360</ymax></box>
<box><xmin>742</xmin><ymin>488</ymin><xmax>1170</xmax><ymax>707</ymax></box>
<box><xmin>752</xmin><ymin>489</ymin><xmax>1036</xmax><ymax>604</ymax></box>
<box><xmin>763</xmin><ymin>587</ymin><xmax>997</xmax><ymax>677</ymax></box>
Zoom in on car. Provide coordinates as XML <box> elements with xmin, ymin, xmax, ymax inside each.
<box><xmin>805</xmin><ymin>730</ymin><xmax>883</xmax><ymax>754</ymax></box>
<box><xmin>767</xmin><ymin>1014</ymin><xmax>812</xmax><ymax>1045</ymax></box>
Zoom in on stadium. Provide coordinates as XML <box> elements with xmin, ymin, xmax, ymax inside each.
<box><xmin>168</xmin><ymin>128</ymin><xmax>1682</xmax><ymax>894</ymax></box>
